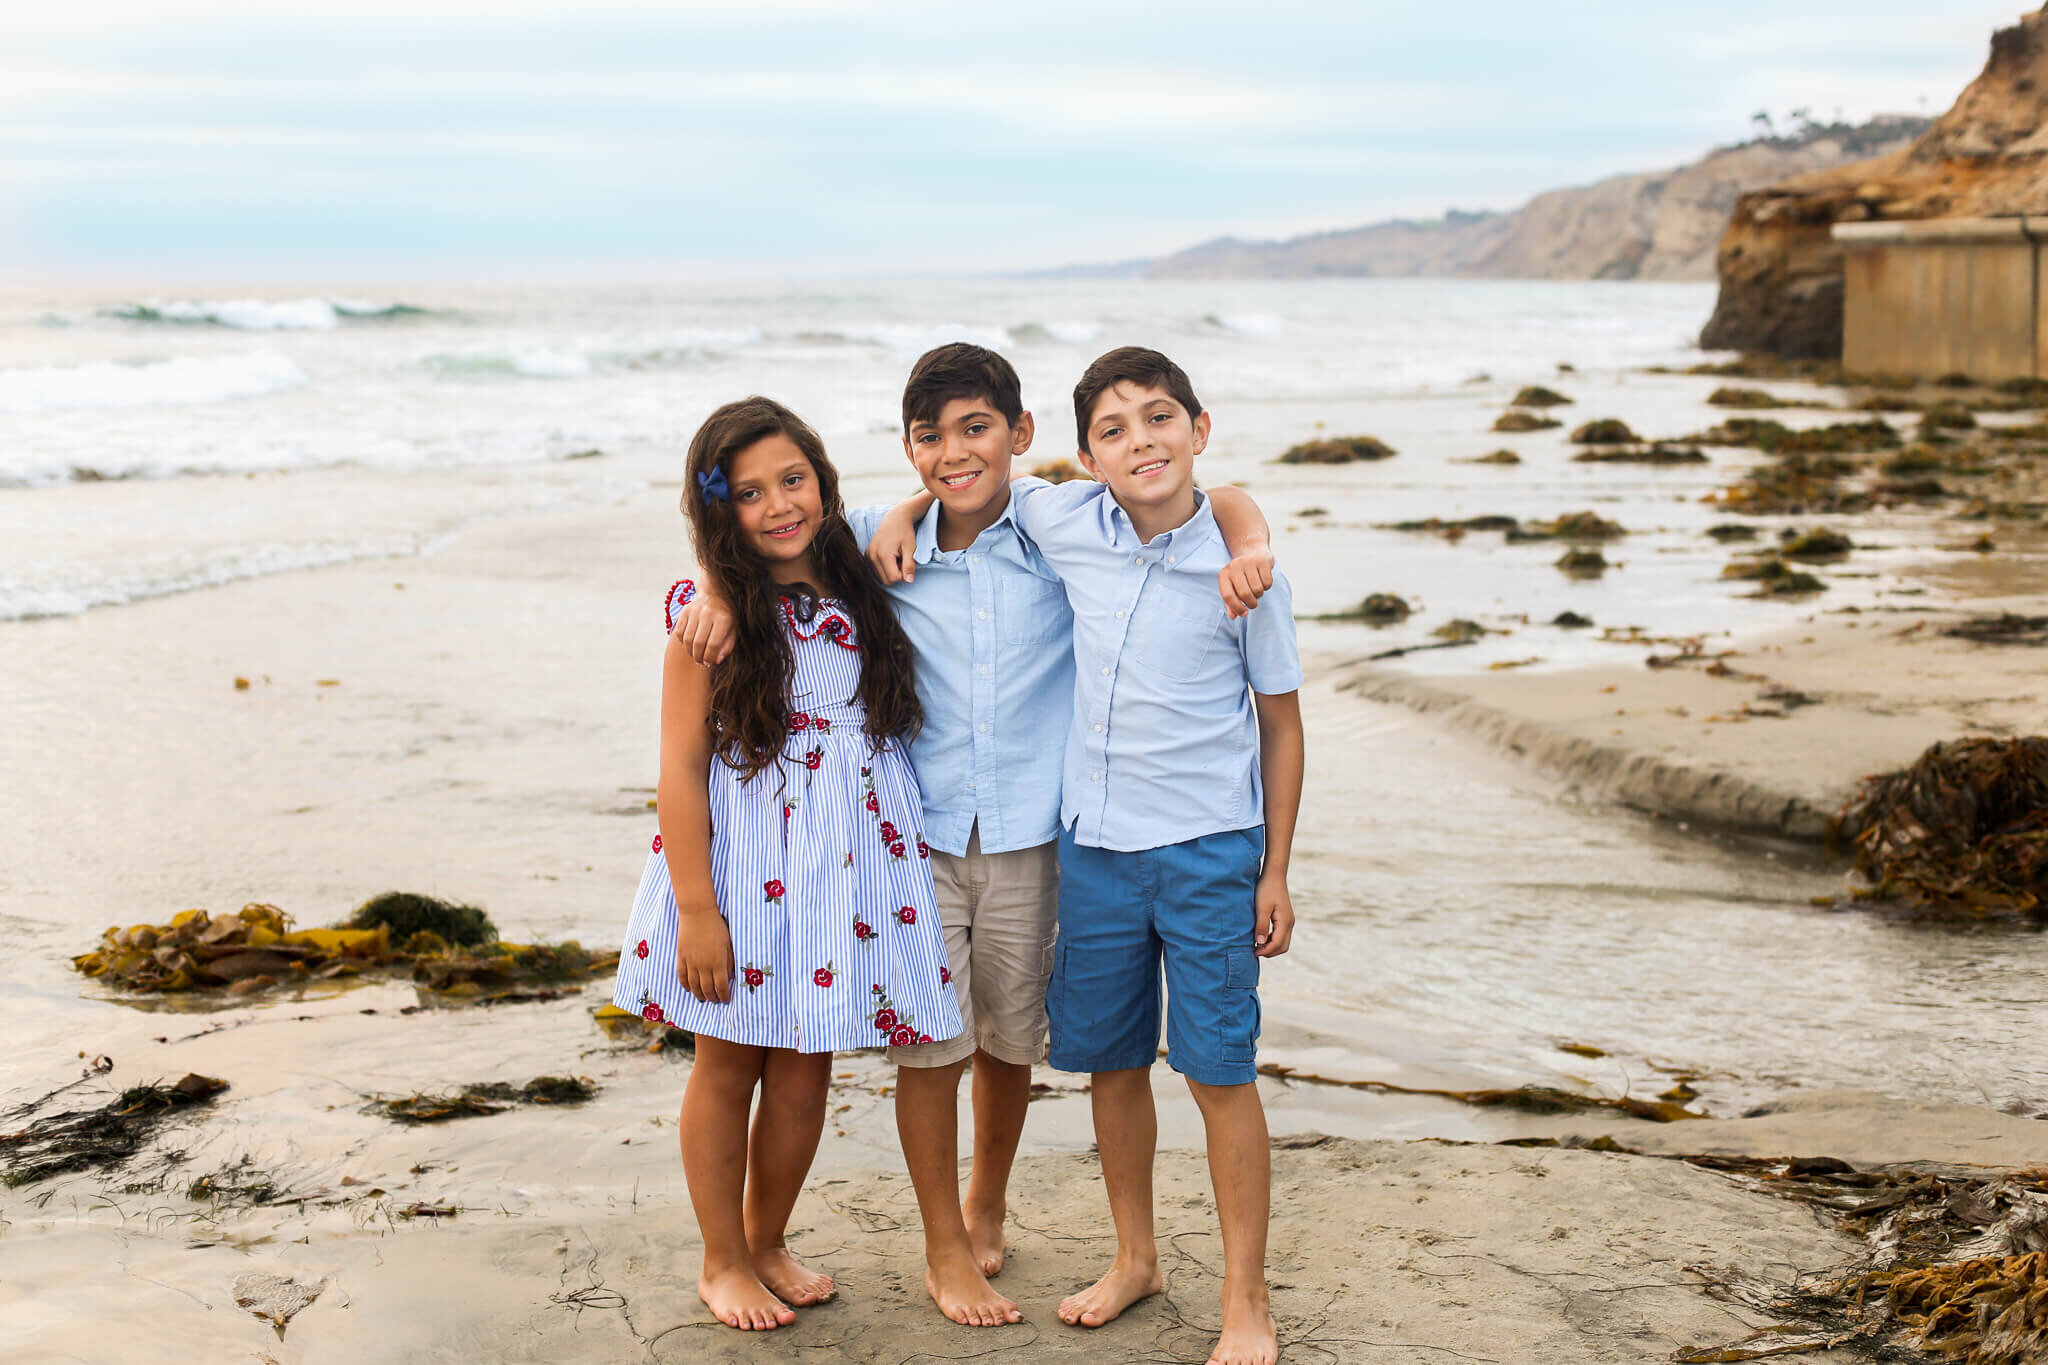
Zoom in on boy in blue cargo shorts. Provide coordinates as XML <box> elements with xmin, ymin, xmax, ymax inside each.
<box><xmin>1013</xmin><ymin>346</ymin><xmax>1303</xmax><ymax>1365</ymax></box>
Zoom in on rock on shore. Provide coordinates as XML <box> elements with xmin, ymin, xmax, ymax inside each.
<box><xmin>1702</xmin><ymin>12</ymin><xmax>2048</xmax><ymax>356</ymax></box>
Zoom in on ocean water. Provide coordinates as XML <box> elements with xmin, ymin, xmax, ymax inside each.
<box><xmin>3</xmin><ymin>278</ymin><xmax>1721</xmax><ymax>620</ymax></box>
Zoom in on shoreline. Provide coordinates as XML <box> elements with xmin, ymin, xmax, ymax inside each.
<box><xmin>1332</xmin><ymin>600</ymin><xmax>2048</xmax><ymax>844</ymax></box>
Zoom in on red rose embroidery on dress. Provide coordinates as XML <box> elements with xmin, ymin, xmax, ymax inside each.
<box><xmin>764</xmin><ymin>879</ymin><xmax>785</xmax><ymax>903</ymax></box>
<box><xmin>804</xmin><ymin>748</ymin><xmax>822</xmax><ymax>771</ymax></box>
<box><xmin>814</xmin><ymin>962</ymin><xmax>836</xmax><ymax>988</ymax></box>
<box><xmin>874</xmin><ymin>1007</ymin><xmax>899</xmax><ymax>1032</ymax></box>
<box><xmin>865</xmin><ymin>793</ymin><xmax>880</xmax><ymax>813</ymax></box>
<box><xmin>890</xmin><ymin>1025</ymin><xmax>915</xmax><ymax>1047</ymax></box>
<box><xmin>889</xmin><ymin>841</ymin><xmax>907</xmax><ymax>859</ymax></box>
<box><xmin>741</xmin><ymin>962</ymin><xmax>772</xmax><ymax>993</ymax></box>
<box><xmin>918</xmin><ymin>1033</ymin><xmax>933</xmax><ymax>1044</ymax></box>
<box><xmin>642</xmin><ymin>1002</ymin><xmax>663</xmax><ymax>1023</ymax></box>
<box><xmin>940</xmin><ymin>966</ymin><xmax>951</xmax><ymax>984</ymax></box>
<box><xmin>651</xmin><ymin>834</ymin><xmax>662</xmax><ymax>853</ymax></box>
<box><xmin>815</xmin><ymin>716</ymin><xmax>833</xmax><ymax>732</ymax></box>
<box><xmin>916</xmin><ymin>838</ymin><xmax>930</xmax><ymax>859</ymax></box>
<box><xmin>790</xmin><ymin>710</ymin><xmax>810</xmax><ymax>729</ymax></box>
<box><xmin>635</xmin><ymin>940</ymin><xmax>649</xmax><ymax>960</ymax></box>
<box><xmin>895</xmin><ymin>905</ymin><xmax>916</xmax><ymax>926</ymax></box>
<box><xmin>853</xmin><ymin>918</ymin><xmax>875</xmax><ymax>943</ymax></box>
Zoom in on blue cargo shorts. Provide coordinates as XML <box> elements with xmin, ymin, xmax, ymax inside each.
<box><xmin>1045</xmin><ymin>824</ymin><xmax>1264</xmax><ymax>1086</ymax></box>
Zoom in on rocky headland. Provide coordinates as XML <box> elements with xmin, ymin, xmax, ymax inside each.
<box><xmin>1702</xmin><ymin>10</ymin><xmax>2048</xmax><ymax>356</ymax></box>
<box><xmin>1052</xmin><ymin>117</ymin><xmax>1925</xmax><ymax>282</ymax></box>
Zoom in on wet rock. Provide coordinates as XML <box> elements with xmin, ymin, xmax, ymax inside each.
<box><xmin>1510</xmin><ymin>385</ymin><xmax>1573</xmax><ymax>408</ymax></box>
<box><xmin>1779</xmin><ymin>527</ymin><xmax>1854</xmax><ymax>561</ymax></box>
<box><xmin>1276</xmin><ymin>435</ymin><xmax>1396</xmax><ymax>464</ymax></box>
<box><xmin>1722</xmin><ymin>555</ymin><xmax>1827</xmax><ymax>595</ymax></box>
<box><xmin>1707</xmin><ymin>523</ymin><xmax>1761</xmax><ymax>542</ymax></box>
<box><xmin>1494</xmin><ymin>411</ymin><xmax>1563</xmax><ymax>433</ymax></box>
<box><xmin>1431</xmin><ymin>619</ymin><xmax>1494</xmax><ymax>643</ymax></box>
<box><xmin>1385</xmin><ymin>515</ymin><xmax>1517</xmax><ymax>534</ymax></box>
<box><xmin>1551</xmin><ymin>611</ymin><xmax>1594</xmax><ymax>627</ymax></box>
<box><xmin>1570</xmin><ymin>419</ymin><xmax>1639</xmax><ymax>445</ymax></box>
<box><xmin>1507</xmin><ymin>510</ymin><xmax>1626</xmax><ymax>542</ymax></box>
<box><xmin>1920</xmin><ymin>400</ymin><xmax>1978</xmax><ymax>432</ymax></box>
<box><xmin>1555</xmin><ymin>549</ymin><xmax>1610</xmax><ymax>577</ymax></box>
<box><xmin>1463</xmin><ymin>449</ymin><xmax>1522</xmax><ymax>464</ymax></box>
<box><xmin>1707</xmin><ymin>386</ymin><xmax>1788</xmax><ymax>409</ymax></box>
<box><xmin>1571</xmin><ymin>445</ymin><xmax>1709</xmax><ymax>464</ymax></box>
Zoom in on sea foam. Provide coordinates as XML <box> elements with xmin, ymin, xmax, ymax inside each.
<box><xmin>0</xmin><ymin>351</ymin><xmax>307</xmax><ymax>415</ymax></box>
<box><xmin>105</xmin><ymin>298</ymin><xmax>426</xmax><ymax>330</ymax></box>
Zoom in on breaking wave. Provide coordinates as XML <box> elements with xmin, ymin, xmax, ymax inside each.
<box><xmin>104</xmin><ymin>298</ymin><xmax>432</xmax><ymax>330</ymax></box>
<box><xmin>0</xmin><ymin>351</ymin><xmax>307</xmax><ymax>415</ymax></box>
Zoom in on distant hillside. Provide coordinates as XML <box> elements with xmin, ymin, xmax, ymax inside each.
<box><xmin>1084</xmin><ymin>118</ymin><xmax>1929</xmax><ymax>282</ymax></box>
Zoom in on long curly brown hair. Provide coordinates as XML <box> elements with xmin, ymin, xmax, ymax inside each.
<box><xmin>682</xmin><ymin>396</ymin><xmax>921</xmax><ymax>782</ymax></box>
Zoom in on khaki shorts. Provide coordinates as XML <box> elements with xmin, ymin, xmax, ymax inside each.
<box><xmin>890</xmin><ymin>828</ymin><xmax>1058</xmax><ymax>1069</ymax></box>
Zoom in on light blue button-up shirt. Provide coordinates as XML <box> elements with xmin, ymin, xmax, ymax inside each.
<box><xmin>1010</xmin><ymin>479</ymin><xmax>1301</xmax><ymax>853</ymax></box>
<box><xmin>844</xmin><ymin>498</ymin><xmax>1075</xmax><ymax>857</ymax></box>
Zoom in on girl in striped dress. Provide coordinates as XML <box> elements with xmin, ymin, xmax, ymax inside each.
<box><xmin>613</xmin><ymin>396</ymin><xmax>962</xmax><ymax>1332</ymax></box>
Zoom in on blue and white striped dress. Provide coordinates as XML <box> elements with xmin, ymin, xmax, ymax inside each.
<box><xmin>612</xmin><ymin>579</ymin><xmax>962</xmax><ymax>1054</ymax></box>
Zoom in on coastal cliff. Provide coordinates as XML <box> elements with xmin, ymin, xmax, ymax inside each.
<box><xmin>1701</xmin><ymin>10</ymin><xmax>2048</xmax><ymax>356</ymax></box>
<box><xmin>1112</xmin><ymin>119</ymin><xmax>1923</xmax><ymax>283</ymax></box>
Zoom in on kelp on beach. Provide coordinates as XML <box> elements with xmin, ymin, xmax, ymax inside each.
<box><xmin>1836</xmin><ymin>738</ymin><xmax>2048</xmax><ymax>922</ymax></box>
<box><xmin>0</xmin><ymin>1073</ymin><xmax>227</xmax><ymax>1187</ymax></box>
<box><xmin>1679</xmin><ymin>1158</ymin><xmax>2048</xmax><ymax>1365</ymax></box>
<box><xmin>72</xmin><ymin>895</ymin><xmax>619</xmax><ymax>1002</ymax></box>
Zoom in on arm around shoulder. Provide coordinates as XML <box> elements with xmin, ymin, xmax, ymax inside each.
<box><xmin>1207</xmin><ymin>486</ymin><xmax>1275</xmax><ymax>620</ymax></box>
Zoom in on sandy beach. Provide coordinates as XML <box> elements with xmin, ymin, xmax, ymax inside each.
<box><xmin>6</xmin><ymin>289</ymin><xmax>2047</xmax><ymax>1362</ymax></box>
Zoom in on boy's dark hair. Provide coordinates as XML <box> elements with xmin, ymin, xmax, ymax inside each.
<box><xmin>901</xmin><ymin>343</ymin><xmax>1024</xmax><ymax>434</ymax></box>
<box><xmin>1072</xmin><ymin>346</ymin><xmax>1203</xmax><ymax>454</ymax></box>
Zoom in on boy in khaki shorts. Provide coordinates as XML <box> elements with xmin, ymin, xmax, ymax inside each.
<box><xmin>680</xmin><ymin>343</ymin><xmax>1274</xmax><ymax>1327</ymax></box>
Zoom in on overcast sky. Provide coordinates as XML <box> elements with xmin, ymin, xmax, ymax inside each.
<box><xmin>2</xmin><ymin>2</ymin><xmax>2025</xmax><ymax>278</ymax></box>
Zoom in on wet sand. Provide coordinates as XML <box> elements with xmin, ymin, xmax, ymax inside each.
<box><xmin>1346</xmin><ymin>602</ymin><xmax>2048</xmax><ymax>840</ymax></box>
<box><xmin>7</xmin><ymin>368</ymin><xmax>2048</xmax><ymax>1360</ymax></box>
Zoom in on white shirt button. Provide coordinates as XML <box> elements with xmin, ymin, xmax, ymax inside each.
<box><xmin>979</xmin><ymin>665</ymin><xmax>990</xmax><ymax>676</ymax></box>
<box><xmin>1091</xmin><ymin>771</ymin><xmax>1102</xmax><ymax>782</ymax></box>
<box><xmin>1167</xmin><ymin>554</ymin><xmax>1176</xmax><ymax>564</ymax></box>
<box><xmin>1098</xmin><ymin>665</ymin><xmax>1109</xmax><ymax>675</ymax></box>
<box><xmin>978</xmin><ymin>722</ymin><xmax>990</xmax><ymax>733</ymax></box>
<box><xmin>1092</xmin><ymin>723</ymin><xmax>1103</xmax><ymax>733</ymax></box>
<box><xmin>1115</xmin><ymin>609</ymin><xmax>1126</xmax><ymax>620</ymax></box>
<box><xmin>977</xmin><ymin>609</ymin><xmax>987</xmax><ymax>620</ymax></box>
<box><xmin>1132</xmin><ymin>555</ymin><xmax>1143</xmax><ymax>566</ymax></box>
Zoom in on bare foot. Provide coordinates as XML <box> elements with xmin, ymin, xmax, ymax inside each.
<box><xmin>752</xmin><ymin>1245</ymin><xmax>835</xmax><ymax>1306</ymax></box>
<box><xmin>1056</xmin><ymin>1254</ymin><xmax>1162</xmax><ymax>1328</ymax></box>
<box><xmin>963</xmin><ymin>1198</ymin><xmax>1007</xmax><ymax>1277</ymax></box>
<box><xmin>698</xmin><ymin>1264</ymin><xmax>795</xmax><ymax>1331</ymax></box>
<box><xmin>925</xmin><ymin>1250</ymin><xmax>1022</xmax><ymax>1327</ymax></box>
<box><xmin>1208</xmin><ymin>1286</ymin><xmax>1277</xmax><ymax>1365</ymax></box>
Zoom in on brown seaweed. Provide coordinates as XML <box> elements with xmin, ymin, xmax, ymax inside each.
<box><xmin>1276</xmin><ymin>435</ymin><xmax>1396</xmax><ymax>464</ymax></box>
<box><xmin>1836</xmin><ymin>738</ymin><xmax>2048</xmax><ymax>921</ymax></box>
<box><xmin>0</xmin><ymin>1073</ymin><xmax>228</xmax><ymax>1187</ymax></box>
<box><xmin>371</xmin><ymin>1075</ymin><xmax>598</xmax><ymax>1125</ymax></box>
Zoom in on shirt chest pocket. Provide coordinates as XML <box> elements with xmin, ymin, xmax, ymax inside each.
<box><xmin>1131</xmin><ymin>584</ymin><xmax>1224</xmax><ymax>682</ymax></box>
<box><xmin>998</xmin><ymin>576</ymin><xmax>1069</xmax><ymax>646</ymax></box>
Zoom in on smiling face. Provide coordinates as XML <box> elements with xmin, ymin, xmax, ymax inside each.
<box><xmin>1076</xmin><ymin>380</ymin><xmax>1210</xmax><ymax>523</ymax></box>
<box><xmin>726</xmin><ymin>432</ymin><xmax>826</xmax><ymax>581</ymax></box>
<box><xmin>903</xmin><ymin>395</ymin><xmax>1035</xmax><ymax>530</ymax></box>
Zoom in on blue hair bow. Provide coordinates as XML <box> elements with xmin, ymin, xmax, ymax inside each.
<box><xmin>697</xmin><ymin>466</ymin><xmax>729</xmax><ymax>504</ymax></box>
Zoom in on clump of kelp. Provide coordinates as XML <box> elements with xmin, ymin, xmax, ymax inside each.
<box><xmin>1833</xmin><ymin>738</ymin><xmax>2048</xmax><ymax>923</ymax></box>
<box><xmin>369</xmin><ymin>1075</ymin><xmax>598</xmax><ymax>1125</ymax></box>
<box><xmin>1276</xmin><ymin>434</ymin><xmax>1396</xmax><ymax>464</ymax></box>
<box><xmin>0</xmin><ymin>1073</ymin><xmax>227</xmax><ymax>1187</ymax></box>
<box><xmin>72</xmin><ymin>894</ymin><xmax>618</xmax><ymax>1002</ymax></box>
<box><xmin>1678</xmin><ymin>1158</ymin><xmax>2048</xmax><ymax>1364</ymax></box>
